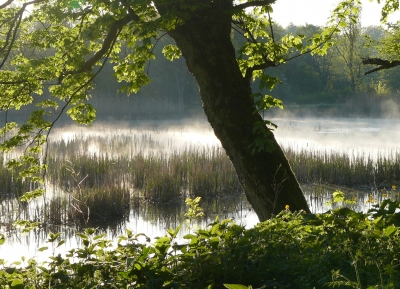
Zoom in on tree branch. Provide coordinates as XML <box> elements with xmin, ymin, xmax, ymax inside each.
<box><xmin>0</xmin><ymin>80</ymin><xmax>30</xmax><ymax>84</ymax></box>
<box><xmin>362</xmin><ymin>58</ymin><xmax>400</xmax><ymax>75</ymax></box>
<box><xmin>63</xmin><ymin>6</ymin><xmax>139</xmax><ymax>78</ymax></box>
<box><xmin>233</xmin><ymin>0</ymin><xmax>276</xmax><ymax>11</ymax></box>
<box><xmin>74</xmin><ymin>20</ymin><xmax>125</xmax><ymax>74</ymax></box>
<box><xmin>0</xmin><ymin>0</ymin><xmax>14</xmax><ymax>9</ymax></box>
<box><xmin>245</xmin><ymin>61</ymin><xmax>276</xmax><ymax>83</ymax></box>
<box><xmin>0</xmin><ymin>0</ymin><xmax>47</xmax><ymax>69</ymax></box>
<box><xmin>233</xmin><ymin>17</ymin><xmax>276</xmax><ymax>83</ymax></box>
<box><xmin>284</xmin><ymin>23</ymin><xmax>339</xmax><ymax>64</ymax></box>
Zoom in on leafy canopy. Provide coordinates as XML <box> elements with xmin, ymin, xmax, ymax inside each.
<box><xmin>0</xmin><ymin>0</ymin><xmax>366</xmax><ymax>201</ymax></box>
<box><xmin>361</xmin><ymin>0</ymin><xmax>400</xmax><ymax>73</ymax></box>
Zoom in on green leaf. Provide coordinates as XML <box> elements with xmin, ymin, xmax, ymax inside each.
<box><xmin>68</xmin><ymin>0</ymin><xmax>81</xmax><ymax>9</ymax></box>
<box><xmin>48</xmin><ymin>232</ymin><xmax>62</xmax><ymax>242</ymax></box>
<box><xmin>10</xmin><ymin>279</ymin><xmax>24</xmax><ymax>289</ymax></box>
<box><xmin>183</xmin><ymin>234</ymin><xmax>196</xmax><ymax>239</ymax></box>
<box><xmin>67</xmin><ymin>103</ymin><xmax>97</xmax><ymax>124</ymax></box>
<box><xmin>85</xmin><ymin>228</ymin><xmax>96</xmax><ymax>235</ymax></box>
<box><xmin>223</xmin><ymin>285</ymin><xmax>251</xmax><ymax>289</ymax></box>
<box><xmin>13</xmin><ymin>220</ymin><xmax>40</xmax><ymax>233</ymax></box>
<box><xmin>332</xmin><ymin>190</ymin><xmax>345</xmax><ymax>203</ymax></box>
<box><xmin>383</xmin><ymin>225</ymin><xmax>397</xmax><ymax>237</ymax></box>
<box><xmin>57</xmin><ymin>240</ymin><xmax>66</xmax><ymax>248</ymax></box>
<box><xmin>76</xmin><ymin>233</ymin><xmax>89</xmax><ymax>239</ymax></box>
<box><xmin>38</xmin><ymin>266</ymin><xmax>49</xmax><ymax>273</ymax></box>
<box><xmin>166</xmin><ymin>225</ymin><xmax>181</xmax><ymax>239</ymax></box>
<box><xmin>118</xmin><ymin>271</ymin><xmax>130</xmax><ymax>279</ymax></box>
<box><xmin>162</xmin><ymin>44</ymin><xmax>182</xmax><ymax>61</ymax></box>
<box><xmin>20</xmin><ymin>189</ymin><xmax>45</xmax><ymax>202</ymax></box>
<box><xmin>93</xmin><ymin>233</ymin><xmax>106</xmax><ymax>240</ymax></box>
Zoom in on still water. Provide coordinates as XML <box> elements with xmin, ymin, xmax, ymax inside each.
<box><xmin>1</xmin><ymin>117</ymin><xmax>400</xmax><ymax>264</ymax></box>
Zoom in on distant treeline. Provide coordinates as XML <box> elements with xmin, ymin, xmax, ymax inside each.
<box><xmin>8</xmin><ymin>23</ymin><xmax>400</xmax><ymax>122</ymax></box>
<box><xmin>90</xmin><ymin>23</ymin><xmax>400</xmax><ymax>120</ymax></box>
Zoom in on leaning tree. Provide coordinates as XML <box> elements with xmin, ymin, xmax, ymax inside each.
<box><xmin>0</xmin><ymin>0</ymin><xmax>361</xmax><ymax>220</ymax></box>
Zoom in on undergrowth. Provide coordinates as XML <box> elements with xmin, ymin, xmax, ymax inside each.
<box><xmin>1</xmin><ymin>199</ymin><xmax>400</xmax><ymax>289</ymax></box>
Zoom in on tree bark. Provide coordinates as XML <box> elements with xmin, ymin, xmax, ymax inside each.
<box><xmin>154</xmin><ymin>0</ymin><xmax>310</xmax><ymax>221</ymax></box>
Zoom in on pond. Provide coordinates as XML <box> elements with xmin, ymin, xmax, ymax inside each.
<box><xmin>1</xmin><ymin>117</ymin><xmax>400</xmax><ymax>264</ymax></box>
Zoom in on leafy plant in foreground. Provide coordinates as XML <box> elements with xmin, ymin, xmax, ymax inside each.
<box><xmin>0</xmin><ymin>201</ymin><xmax>400</xmax><ymax>288</ymax></box>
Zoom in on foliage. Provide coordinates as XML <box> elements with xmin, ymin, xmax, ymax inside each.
<box><xmin>378</xmin><ymin>0</ymin><xmax>400</xmax><ymax>22</ymax></box>
<box><xmin>184</xmin><ymin>196</ymin><xmax>205</xmax><ymax>231</ymax></box>
<box><xmin>1</xmin><ymin>201</ymin><xmax>400</xmax><ymax>288</ymax></box>
<box><xmin>333</xmin><ymin>1</ymin><xmax>364</xmax><ymax>93</ymax></box>
<box><xmin>374</xmin><ymin>22</ymin><xmax>400</xmax><ymax>62</ymax></box>
<box><xmin>0</xmin><ymin>0</ymin><xmax>371</xmax><ymax>193</ymax></box>
<box><xmin>326</xmin><ymin>190</ymin><xmax>357</xmax><ymax>208</ymax></box>
<box><xmin>361</xmin><ymin>1</ymin><xmax>400</xmax><ymax>74</ymax></box>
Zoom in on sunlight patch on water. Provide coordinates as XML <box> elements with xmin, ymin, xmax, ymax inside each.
<box><xmin>87</xmin><ymin>142</ymin><xmax>100</xmax><ymax>155</ymax></box>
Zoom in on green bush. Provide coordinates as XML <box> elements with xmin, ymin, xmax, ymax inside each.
<box><xmin>1</xmin><ymin>201</ymin><xmax>400</xmax><ymax>288</ymax></box>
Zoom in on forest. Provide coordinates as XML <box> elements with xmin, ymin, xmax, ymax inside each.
<box><xmin>87</xmin><ymin>22</ymin><xmax>400</xmax><ymax>120</ymax></box>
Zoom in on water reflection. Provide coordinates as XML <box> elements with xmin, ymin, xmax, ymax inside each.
<box><xmin>4</xmin><ymin>184</ymin><xmax>399</xmax><ymax>264</ymax></box>
<box><xmin>0</xmin><ymin>185</ymin><xmax>400</xmax><ymax>262</ymax></box>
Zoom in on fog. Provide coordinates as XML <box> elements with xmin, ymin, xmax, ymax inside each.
<box><xmin>274</xmin><ymin>117</ymin><xmax>400</xmax><ymax>154</ymax></box>
<box><xmin>50</xmin><ymin>116</ymin><xmax>400</xmax><ymax>157</ymax></box>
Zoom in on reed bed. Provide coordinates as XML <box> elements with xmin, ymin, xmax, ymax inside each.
<box><xmin>1</xmin><ymin>132</ymin><xmax>400</xmax><ymax>228</ymax></box>
<box><xmin>0</xmin><ymin>155</ymin><xmax>34</xmax><ymax>200</ymax></box>
<box><xmin>286</xmin><ymin>147</ymin><xmax>400</xmax><ymax>188</ymax></box>
<box><xmin>66</xmin><ymin>186</ymin><xmax>130</xmax><ymax>227</ymax></box>
<box><xmin>46</xmin><ymin>145</ymin><xmax>242</xmax><ymax>204</ymax></box>
<box><xmin>46</xmin><ymin>134</ymin><xmax>400</xmax><ymax>198</ymax></box>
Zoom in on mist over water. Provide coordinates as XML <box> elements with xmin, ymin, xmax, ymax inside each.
<box><xmin>50</xmin><ymin>118</ymin><xmax>221</xmax><ymax>154</ymax></box>
<box><xmin>51</xmin><ymin>117</ymin><xmax>400</xmax><ymax>152</ymax></box>
<box><xmin>273</xmin><ymin>117</ymin><xmax>400</xmax><ymax>159</ymax></box>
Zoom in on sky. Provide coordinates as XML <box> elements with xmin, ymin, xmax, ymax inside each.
<box><xmin>272</xmin><ymin>0</ymin><xmax>400</xmax><ymax>27</ymax></box>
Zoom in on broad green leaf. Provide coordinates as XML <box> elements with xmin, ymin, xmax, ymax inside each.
<box><xmin>10</xmin><ymin>279</ymin><xmax>24</xmax><ymax>289</ymax></box>
<box><xmin>76</xmin><ymin>233</ymin><xmax>89</xmax><ymax>239</ymax></box>
<box><xmin>384</xmin><ymin>225</ymin><xmax>397</xmax><ymax>237</ymax></box>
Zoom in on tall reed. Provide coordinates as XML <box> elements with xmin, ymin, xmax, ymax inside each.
<box><xmin>46</xmin><ymin>144</ymin><xmax>241</xmax><ymax>204</ymax></box>
<box><xmin>286</xmin><ymin>147</ymin><xmax>400</xmax><ymax>188</ymax></box>
<box><xmin>34</xmin><ymin>134</ymin><xmax>400</xmax><ymax>205</ymax></box>
<box><xmin>2</xmin><ymin>132</ymin><xmax>400</xmax><ymax>228</ymax></box>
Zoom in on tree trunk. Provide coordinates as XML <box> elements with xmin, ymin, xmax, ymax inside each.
<box><xmin>154</xmin><ymin>0</ymin><xmax>310</xmax><ymax>221</ymax></box>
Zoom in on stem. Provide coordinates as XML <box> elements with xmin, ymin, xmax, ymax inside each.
<box><xmin>350</xmin><ymin>251</ymin><xmax>362</xmax><ymax>289</ymax></box>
